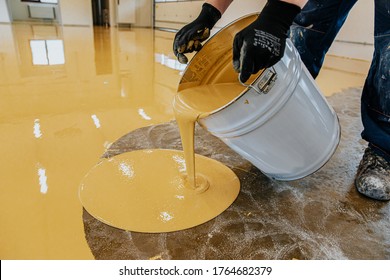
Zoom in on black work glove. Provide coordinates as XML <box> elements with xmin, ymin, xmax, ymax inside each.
<box><xmin>173</xmin><ymin>3</ymin><xmax>221</xmax><ymax>64</ymax></box>
<box><xmin>233</xmin><ymin>0</ymin><xmax>301</xmax><ymax>82</ymax></box>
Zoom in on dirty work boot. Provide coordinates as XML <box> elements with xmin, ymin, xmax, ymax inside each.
<box><xmin>355</xmin><ymin>146</ymin><xmax>390</xmax><ymax>201</ymax></box>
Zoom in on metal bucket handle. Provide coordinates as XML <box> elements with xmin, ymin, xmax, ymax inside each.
<box><xmin>238</xmin><ymin>66</ymin><xmax>277</xmax><ymax>95</ymax></box>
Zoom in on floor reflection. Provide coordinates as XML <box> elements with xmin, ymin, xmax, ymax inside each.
<box><xmin>0</xmin><ymin>24</ymin><xmax>179</xmax><ymax>259</ymax></box>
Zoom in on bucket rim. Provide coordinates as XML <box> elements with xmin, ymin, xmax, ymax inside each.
<box><xmin>178</xmin><ymin>12</ymin><xmax>260</xmax><ymax>83</ymax></box>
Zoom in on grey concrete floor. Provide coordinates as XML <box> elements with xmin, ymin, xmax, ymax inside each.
<box><xmin>82</xmin><ymin>87</ymin><xmax>390</xmax><ymax>260</ymax></box>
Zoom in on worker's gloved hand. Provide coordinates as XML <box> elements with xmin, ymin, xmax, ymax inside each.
<box><xmin>233</xmin><ymin>0</ymin><xmax>301</xmax><ymax>83</ymax></box>
<box><xmin>173</xmin><ymin>3</ymin><xmax>221</xmax><ymax>64</ymax></box>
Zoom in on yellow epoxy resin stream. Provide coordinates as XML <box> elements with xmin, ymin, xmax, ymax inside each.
<box><xmin>79</xmin><ymin>83</ymin><xmax>244</xmax><ymax>233</ymax></box>
<box><xmin>173</xmin><ymin>83</ymin><xmax>247</xmax><ymax>190</ymax></box>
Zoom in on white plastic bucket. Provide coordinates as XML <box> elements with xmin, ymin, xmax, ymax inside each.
<box><xmin>179</xmin><ymin>15</ymin><xmax>340</xmax><ymax>181</ymax></box>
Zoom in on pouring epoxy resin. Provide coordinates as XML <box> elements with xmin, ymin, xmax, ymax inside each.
<box><xmin>79</xmin><ymin>13</ymin><xmax>339</xmax><ymax>233</ymax></box>
<box><xmin>79</xmin><ymin>81</ymin><xmax>244</xmax><ymax>232</ymax></box>
<box><xmin>79</xmin><ymin>84</ymin><xmax>243</xmax><ymax>233</ymax></box>
<box><xmin>79</xmin><ymin>78</ymin><xmax>247</xmax><ymax>232</ymax></box>
<box><xmin>173</xmin><ymin>83</ymin><xmax>246</xmax><ymax>190</ymax></box>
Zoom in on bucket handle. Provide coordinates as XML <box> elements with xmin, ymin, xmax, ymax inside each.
<box><xmin>238</xmin><ymin>66</ymin><xmax>277</xmax><ymax>95</ymax></box>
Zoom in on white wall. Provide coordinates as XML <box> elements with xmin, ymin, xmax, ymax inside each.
<box><xmin>155</xmin><ymin>1</ymin><xmax>203</xmax><ymax>30</ymax></box>
<box><xmin>328</xmin><ymin>1</ymin><xmax>374</xmax><ymax>60</ymax></box>
<box><xmin>2</xmin><ymin>0</ymin><xmax>91</xmax><ymax>26</ymax></box>
<box><xmin>2</xmin><ymin>0</ymin><xmax>150</xmax><ymax>27</ymax></box>
<box><xmin>59</xmin><ymin>0</ymin><xmax>93</xmax><ymax>26</ymax></box>
<box><xmin>134</xmin><ymin>0</ymin><xmax>152</xmax><ymax>27</ymax></box>
<box><xmin>0</xmin><ymin>0</ymin><xmax>11</xmax><ymax>22</ymax></box>
<box><xmin>337</xmin><ymin>1</ymin><xmax>374</xmax><ymax>44</ymax></box>
<box><xmin>214</xmin><ymin>0</ymin><xmax>265</xmax><ymax>29</ymax></box>
<box><xmin>115</xmin><ymin>0</ymin><xmax>153</xmax><ymax>27</ymax></box>
<box><xmin>109</xmin><ymin>0</ymin><xmax>116</xmax><ymax>27</ymax></box>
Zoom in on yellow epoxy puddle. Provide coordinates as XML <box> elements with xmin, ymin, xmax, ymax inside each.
<box><xmin>79</xmin><ymin>149</ymin><xmax>240</xmax><ymax>232</ymax></box>
<box><xmin>79</xmin><ymin>82</ymin><xmax>245</xmax><ymax>233</ymax></box>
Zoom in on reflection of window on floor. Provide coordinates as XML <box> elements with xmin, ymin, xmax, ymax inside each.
<box><xmin>155</xmin><ymin>53</ymin><xmax>186</xmax><ymax>71</ymax></box>
<box><xmin>30</xmin><ymin>40</ymin><xmax>65</xmax><ymax>65</ymax></box>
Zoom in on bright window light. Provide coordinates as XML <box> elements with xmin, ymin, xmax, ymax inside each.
<box><xmin>30</xmin><ymin>39</ymin><xmax>65</xmax><ymax>65</ymax></box>
<box><xmin>46</xmin><ymin>40</ymin><xmax>65</xmax><ymax>65</ymax></box>
<box><xmin>30</xmin><ymin>40</ymin><xmax>48</xmax><ymax>65</ymax></box>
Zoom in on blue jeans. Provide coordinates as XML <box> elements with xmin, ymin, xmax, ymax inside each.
<box><xmin>290</xmin><ymin>0</ymin><xmax>390</xmax><ymax>162</ymax></box>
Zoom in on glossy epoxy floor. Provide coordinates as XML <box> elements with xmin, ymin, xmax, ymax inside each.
<box><xmin>0</xmin><ymin>23</ymin><xmax>369</xmax><ymax>259</ymax></box>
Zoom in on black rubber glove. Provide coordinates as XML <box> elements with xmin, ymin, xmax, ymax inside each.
<box><xmin>233</xmin><ymin>0</ymin><xmax>301</xmax><ymax>83</ymax></box>
<box><xmin>173</xmin><ymin>3</ymin><xmax>221</xmax><ymax>64</ymax></box>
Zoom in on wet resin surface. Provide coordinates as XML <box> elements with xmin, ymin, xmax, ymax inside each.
<box><xmin>79</xmin><ymin>149</ymin><xmax>240</xmax><ymax>233</ymax></box>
